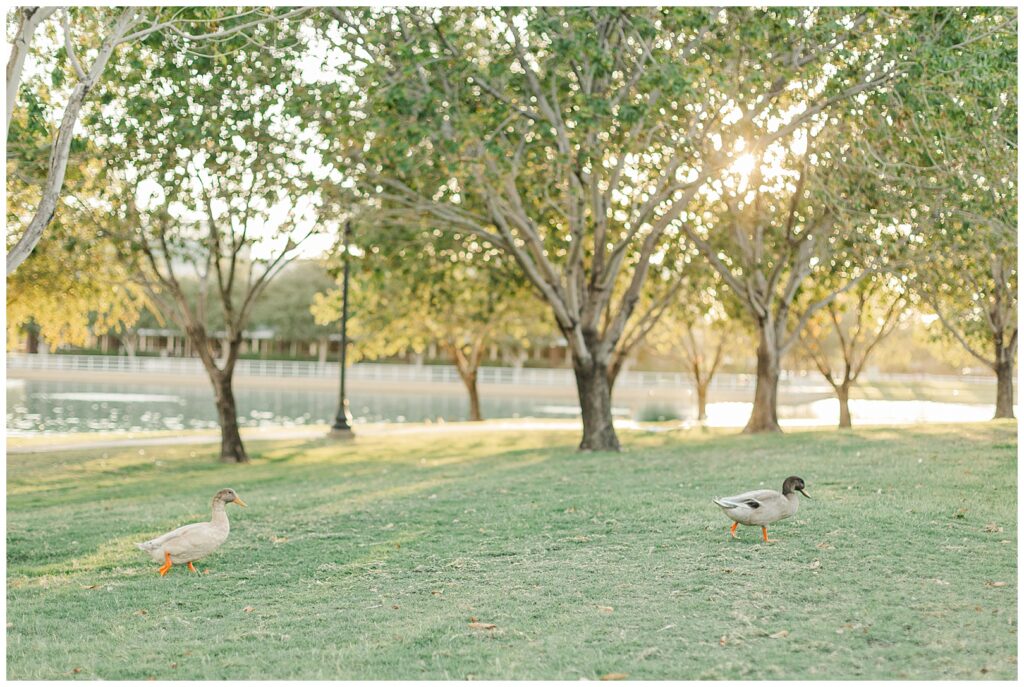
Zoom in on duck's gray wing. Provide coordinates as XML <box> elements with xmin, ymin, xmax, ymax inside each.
<box><xmin>713</xmin><ymin>489</ymin><xmax>778</xmax><ymax>510</ymax></box>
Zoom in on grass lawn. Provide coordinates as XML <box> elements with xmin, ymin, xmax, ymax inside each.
<box><xmin>6</xmin><ymin>422</ymin><xmax>1017</xmax><ymax>679</ymax></box>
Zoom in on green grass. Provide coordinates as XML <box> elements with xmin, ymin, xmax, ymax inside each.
<box><xmin>7</xmin><ymin>422</ymin><xmax>1017</xmax><ymax>679</ymax></box>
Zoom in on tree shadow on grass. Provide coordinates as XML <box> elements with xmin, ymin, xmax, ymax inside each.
<box><xmin>7</xmin><ymin>437</ymin><xmax>571</xmax><ymax>587</ymax></box>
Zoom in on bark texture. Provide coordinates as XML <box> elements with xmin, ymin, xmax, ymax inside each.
<box><xmin>837</xmin><ymin>382</ymin><xmax>852</xmax><ymax>428</ymax></box>
<box><xmin>994</xmin><ymin>355</ymin><xmax>1015</xmax><ymax>420</ymax></box>
<box><xmin>744</xmin><ymin>326</ymin><xmax>782</xmax><ymax>433</ymax></box>
<box><xmin>574</xmin><ymin>358</ymin><xmax>620</xmax><ymax>451</ymax></box>
<box><xmin>212</xmin><ymin>373</ymin><xmax>248</xmax><ymax>463</ymax></box>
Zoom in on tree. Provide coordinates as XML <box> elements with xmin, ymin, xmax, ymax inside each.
<box><xmin>798</xmin><ymin>276</ymin><xmax>909</xmax><ymax>428</ymax></box>
<box><xmin>100</xmin><ymin>24</ymin><xmax>326</xmax><ymax>463</ymax></box>
<box><xmin>682</xmin><ymin>127</ymin><xmax>912</xmax><ymax>433</ymax></box>
<box><xmin>6</xmin><ymin>71</ymin><xmax>145</xmax><ymax>348</ymax></box>
<box><xmin>886</xmin><ymin>9</ymin><xmax>1018</xmax><ymax>419</ymax></box>
<box><xmin>5</xmin><ymin>6</ymin><xmax>313</xmax><ymax>274</ymax></box>
<box><xmin>324</xmin><ymin>7</ymin><xmax>910</xmax><ymax>449</ymax></box>
<box><xmin>312</xmin><ymin>222</ymin><xmax>554</xmax><ymax>422</ymax></box>
<box><xmin>916</xmin><ymin>226</ymin><xmax>1016</xmax><ymax>419</ymax></box>
<box><xmin>649</xmin><ymin>266</ymin><xmax>750</xmax><ymax>422</ymax></box>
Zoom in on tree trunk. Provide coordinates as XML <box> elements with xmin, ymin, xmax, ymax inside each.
<box><xmin>994</xmin><ymin>357</ymin><xmax>1015</xmax><ymax>420</ymax></box>
<box><xmin>122</xmin><ymin>332</ymin><xmax>137</xmax><ymax>357</ymax></box>
<box><xmin>192</xmin><ymin>326</ymin><xmax>248</xmax><ymax>463</ymax></box>
<box><xmin>573</xmin><ymin>357</ymin><xmax>620</xmax><ymax>451</ymax></box>
<box><xmin>744</xmin><ymin>325</ymin><xmax>782</xmax><ymax>433</ymax></box>
<box><xmin>607</xmin><ymin>354</ymin><xmax>625</xmax><ymax>392</ymax></box>
<box><xmin>462</xmin><ymin>372</ymin><xmax>483</xmax><ymax>422</ymax></box>
<box><xmin>6</xmin><ymin>9</ymin><xmax>137</xmax><ymax>275</ymax></box>
<box><xmin>696</xmin><ymin>381</ymin><xmax>709</xmax><ymax>422</ymax></box>
<box><xmin>837</xmin><ymin>381</ymin><xmax>852</xmax><ymax>428</ymax></box>
<box><xmin>211</xmin><ymin>372</ymin><xmax>248</xmax><ymax>463</ymax></box>
<box><xmin>6</xmin><ymin>8</ymin><xmax>57</xmax><ymax>129</ymax></box>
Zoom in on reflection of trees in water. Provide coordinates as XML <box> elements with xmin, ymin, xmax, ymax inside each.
<box><xmin>11</xmin><ymin>378</ymin><xmax>998</xmax><ymax>433</ymax></box>
<box><xmin>10</xmin><ymin>379</ymin><xmax>603</xmax><ymax>433</ymax></box>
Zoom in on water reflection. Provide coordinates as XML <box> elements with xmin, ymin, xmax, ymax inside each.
<box><xmin>7</xmin><ymin>379</ymin><xmax>614</xmax><ymax>435</ymax></box>
<box><xmin>6</xmin><ymin>378</ymin><xmax>1005</xmax><ymax>436</ymax></box>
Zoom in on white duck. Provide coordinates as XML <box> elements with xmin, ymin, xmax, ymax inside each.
<box><xmin>713</xmin><ymin>476</ymin><xmax>810</xmax><ymax>543</ymax></box>
<box><xmin>136</xmin><ymin>488</ymin><xmax>247</xmax><ymax>575</ymax></box>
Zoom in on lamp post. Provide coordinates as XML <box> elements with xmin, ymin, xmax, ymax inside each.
<box><xmin>328</xmin><ymin>220</ymin><xmax>354</xmax><ymax>439</ymax></box>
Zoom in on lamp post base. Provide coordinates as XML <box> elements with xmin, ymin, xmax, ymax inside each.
<box><xmin>327</xmin><ymin>426</ymin><xmax>355</xmax><ymax>440</ymax></box>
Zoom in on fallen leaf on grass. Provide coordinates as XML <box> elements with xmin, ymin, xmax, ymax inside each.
<box><xmin>468</xmin><ymin>622</ymin><xmax>497</xmax><ymax>631</ymax></box>
<box><xmin>596</xmin><ymin>605</ymin><xmax>614</xmax><ymax>613</ymax></box>
<box><xmin>269</xmin><ymin>536</ymin><xmax>288</xmax><ymax>544</ymax></box>
<box><xmin>815</xmin><ymin>542</ymin><xmax>833</xmax><ymax>550</ymax></box>
<box><xmin>932</xmin><ymin>579</ymin><xmax>950</xmax><ymax>586</ymax></box>
<box><xmin>135</xmin><ymin>609</ymin><xmax>148</xmax><ymax>616</ymax></box>
<box><xmin>986</xmin><ymin>581</ymin><xmax>1008</xmax><ymax>588</ymax></box>
<box><xmin>983</xmin><ymin>523</ymin><xmax>1002</xmax><ymax>533</ymax></box>
<box><xmin>809</xmin><ymin>560</ymin><xmax>821</xmax><ymax>570</ymax></box>
<box><xmin>600</xmin><ymin>673</ymin><xmax>629</xmax><ymax>681</ymax></box>
<box><xmin>71</xmin><ymin>668</ymin><xmax>82</xmax><ymax>674</ymax></box>
<box><xmin>243</xmin><ymin>606</ymin><xmax>255</xmax><ymax>613</ymax></box>
<box><xmin>769</xmin><ymin>630</ymin><xmax>789</xmax><ymax>639</ymax></box>
<box><xmin>719</xmin><ymin>636</ymin><xmax>727</xmax><ymax>646</ymax></box>
<box><xmin>81</xmin><ymin>584</ymin><xmax>100</xmax><ymax>590</ymax></box>
<box><xmin>431</xmin><ymin>590</ymin><xmax>443</xmax><ymax>596</ymax></box>
<box><xmin>392</xmin><ymin>604</ymin><xmax>400</xmax><ymax>610</ymax></box>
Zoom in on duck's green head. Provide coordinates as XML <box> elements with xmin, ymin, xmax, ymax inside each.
<box><xmin>782</xmin><ymin>476</ymin><xmax>810</xmax><ymax>499</ymax></box>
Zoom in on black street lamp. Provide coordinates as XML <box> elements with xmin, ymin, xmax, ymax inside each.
<box><xmin>328</xmin><ymin>220</ymin><xmax>354</xmax><ymax>439</ymax></box>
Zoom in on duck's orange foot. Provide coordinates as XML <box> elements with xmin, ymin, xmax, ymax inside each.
<box><xmin>761</xmin><ymin>527</ymin><xmax>778</xmax><ymax>544</ymax></box>
<box><xmin>187</xmin><ymin>562</ymin><xmax>198</xmax><ymax>574</ymax></box>
<box><xmin>158</xmin><ymin>551</ymin><xmax>172</xmax><ymax>576</ymax></box>
<box><xmin>729</xmin><ymin>522</ymin><xmax>740</xmax><ymax>539</ymax></box>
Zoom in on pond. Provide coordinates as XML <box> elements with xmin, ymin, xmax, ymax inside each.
<box><xmin>5</xmin><ymin>377</ymin><xmax>1004</xmax><ymax>435</ymax></box>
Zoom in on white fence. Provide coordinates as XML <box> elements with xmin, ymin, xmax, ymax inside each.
<box><xmin>6</xmin><ymin>353</ymin><xmax>994</xmax><ymax>391</ymax></box>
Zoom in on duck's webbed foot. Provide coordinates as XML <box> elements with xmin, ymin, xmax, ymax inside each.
<box><xmin>729</xmin><ymin>522</ymin><xmax>740</xmax><ymax>539</ymax></box>
<box><xmin>187</xmin><ymin>562</ymin><xmax>199</xmax><ymax>574</ymax></box>
<box><xmin>158</xmin><ymin>551</ymin><xmax>173</xmax><ymax>576</ymax></box>
<box><xmin>761</xmin><ymin>527</ymin><xmax>777</xmax><ymax>544</ymax></box>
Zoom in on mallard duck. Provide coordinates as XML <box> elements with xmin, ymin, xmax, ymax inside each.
<box><xmin>713</xmin><ymin>476</ymin><xmax>810</xmax><ymax>543</ymax></box>
<box><xmin>136</xmin><ymin>488</ymin><xmax>247</xmax><ymax>575</ymax></box>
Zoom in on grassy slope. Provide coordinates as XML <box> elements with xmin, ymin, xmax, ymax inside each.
<box><xmin>6</xmin><ymin>422</ymin><xmax>1017</xmax><ymax>680</ymax></box>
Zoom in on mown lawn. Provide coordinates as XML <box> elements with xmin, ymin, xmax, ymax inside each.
<box><xmin>6</xmin><ymin>422</ymin><xmax>1017</xmax><ymax>679</ymax></box>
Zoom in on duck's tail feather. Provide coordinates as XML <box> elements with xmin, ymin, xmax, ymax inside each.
<box><xmin>713</xmin><ymin>497</ymin><xmax>741</xmax><ymax>510</ymax></box>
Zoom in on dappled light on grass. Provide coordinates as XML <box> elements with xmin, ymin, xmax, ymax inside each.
<box><xmin>7</xmin><ymin>423</ymin><xmax>1017</xmax><ymax>679</ymax></box>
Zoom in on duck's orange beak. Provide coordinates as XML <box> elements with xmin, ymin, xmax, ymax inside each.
<box><xmin>233</xmin><ymin>497</ymin><xmax>248</xmax><ymax>508</ymax></box>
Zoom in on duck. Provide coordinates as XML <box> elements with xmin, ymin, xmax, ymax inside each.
<box><xmin>713</xmin><ymin>476</ymin><xmax>810</xmax><ymax>543</ymax></box>
<box><xmin>136</xmin><ymin>488</ymin><xmax>247</xmax><ymax>575</ymax></box>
